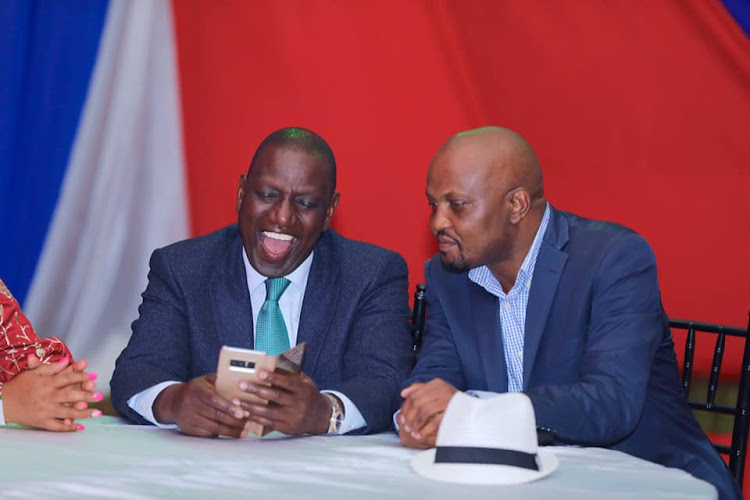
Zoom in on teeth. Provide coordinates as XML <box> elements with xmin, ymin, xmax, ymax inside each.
<box><xmin>263</xmin><ymin>231</ymin><xmax>293</xmax><ymax>241</ymax></box>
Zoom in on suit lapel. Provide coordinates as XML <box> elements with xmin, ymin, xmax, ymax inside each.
<box><xmin>468</xmin><ymin>279</ymin><xmax>508</xmax><ymax>392</ymax></box>
<box><xmin>297</xmin><ymin>231</ymin><xmax>337</xmax><ymax>374</ymax></box>
<box><xmin>523</xmin><ymin>208</ymin><xmax>569</xmax><ymax>388</ymax></box>
<box><xmin>211</xmin><ymin>234</ymin><xmax>255</xmax><ymax>350</ymax></box>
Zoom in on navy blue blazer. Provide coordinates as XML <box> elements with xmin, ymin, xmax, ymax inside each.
<box><xmin>111</xmin><ymin>225</ymin><xmax>414</xmax><ymax>433</ymax></box>
<box><xmin>407</xmin><ymin>206</ymin><xmax>740</xmax><ymax>500</ymax></box>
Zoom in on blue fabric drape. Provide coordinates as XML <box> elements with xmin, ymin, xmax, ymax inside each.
<box><xmin>722</xmin><ymin>0</ymin><xmax>750</xmax><ymax>38</ymax></box>
<box><xmin>0</xmin><ymin>0</ymin><xmax>108</xmax><ymax>304</ymax></box>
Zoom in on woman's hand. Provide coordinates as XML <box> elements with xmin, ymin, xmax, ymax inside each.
<box><xmin>3</xmin><ymin>355</ymin><xmax>103</xmax><ymax>431</ymax></box>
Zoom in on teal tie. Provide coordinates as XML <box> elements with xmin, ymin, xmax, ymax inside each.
<box><xmin>255</xmin><ymin>278</ymin><xmax>291</xmax><ymax>355</ymax></box>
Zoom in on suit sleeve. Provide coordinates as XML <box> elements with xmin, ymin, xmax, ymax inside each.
<box><xmin>334</xmin><ymin>252</ymin><xmax>414</xmax><ymax>434</ymax></box>
<box><xmin>527</xmin><ymin>234</ymin><xmax>666</xmax><ymax>446</ymax></box>
<box><xmin>403</xmin><ymin>259</ymin><xmax>467</xmax><ymax>390</ymax></box>
<box><xmin>109</xmin><ymin>249</ymin><xmax>192</xmax><ymax>424</ymax></box>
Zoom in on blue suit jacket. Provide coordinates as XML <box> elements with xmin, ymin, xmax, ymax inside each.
<box><xmin>111</xmin><ymin>225</ymin><xmax>414</xmax><ymax>433</ymax></box>
<box><xmin>407</xmin><ymin>206</ymin><xmax>740</xmax><ymax>500</ymax></box>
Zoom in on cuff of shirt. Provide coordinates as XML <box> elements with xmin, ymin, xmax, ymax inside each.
<box><xmin>322</xmin><ymin>390</ymin><xmax>365</xmax><ymax>434</ymax></box>
<box><xmin>127</xmin><ymin>381</ymin><xmax>180</xmax><ymax>428</ymax></box>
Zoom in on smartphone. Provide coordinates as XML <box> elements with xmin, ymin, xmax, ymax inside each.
<box><xmin>215</xmin><ymin>346</ymin><xmax>276</xmax><ymax>405</ymax></box>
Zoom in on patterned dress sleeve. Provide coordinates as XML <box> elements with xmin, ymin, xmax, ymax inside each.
<box><xmin>0</xmin><ymin>279</ymin><xmax>73</xmax><ymax>384</ymax></box>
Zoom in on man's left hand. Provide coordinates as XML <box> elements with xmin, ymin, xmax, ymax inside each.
<box><xmin>237</xmin><ymin>370</ymin><xmax>331</xmax><ymax>435</ymax></box>
<box><xmin>398</xmin><ymin>378</ymin><xmax>458</xmax><ymax>448</ymax></box>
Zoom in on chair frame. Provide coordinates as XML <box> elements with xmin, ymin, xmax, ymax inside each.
<box><xmin>669</xmin><ymin>312</ymin><xmax>750</xmax><ymax>487</ymax></box>
<box><xmin>411</xmin><ymin>283</ymin><xmax>426</xmax><ymax>353</ymax></box>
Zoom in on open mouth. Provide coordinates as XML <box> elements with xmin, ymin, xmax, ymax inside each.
<box><xmin>260</xmin><ymin>231</ymin><xmax>296</xmax><ymax>259</ymax></box>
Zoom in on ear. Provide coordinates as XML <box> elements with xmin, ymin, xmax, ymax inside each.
<box><xmin>322</xmin><ymin>192</ymin><xmax>341</xmax><ymax>231</ymax></box>
<box><xmin>508</xmin><ymin>188</ymin><xmax>531</xmax><ymax>224</ymax></box>
<box><xmin>236</xmin><ymin>174</ymin><xmax>247</xmax><ymax>213</ymax></box>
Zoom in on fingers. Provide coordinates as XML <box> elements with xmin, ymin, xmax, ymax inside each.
<box><xmin>169</xmin><ymin>375</ymin><xmax>247</xmax><ymax>438</ymax></box>
<box><xmin>52</xmin><ymin>387</ymin><xmax>103</xmax><ymax>405</ymax></box>
<box><xmin>29</xmin><ymin>357</ymin><xmax>72</xmax><ymax>376</ymax></box>
<box><xmin>37</xmin><ymin>418</ymin><xmax>80</xmax><ymax>433</ymax></box>
<box><xmin>71</xmin><ymin>359</ymin><xmax>89</xmax><ymax>372</ymax></box>
<box><xmin>27</xmin><ymin>354</ymin><xmax>41</xmax><ymax>369</ymax></box>
<box><xmin>399</xmin><ymin>379</ymin><xmax>456</xmax><ymax>438</ymax></box>
<box><xmin>399</xmin><ymin>422</ymin><xmax>432</xmax><ymax>449</ymax></box>
<box><xmin>400</xmin><ymin>383</ymin><xmax>424</xmax><ymax>398</ymax></box>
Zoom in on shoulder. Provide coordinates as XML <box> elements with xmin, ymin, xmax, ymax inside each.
<box><xmin>150</xmin><ymin>224</ymin><xmax>240</xmax><ymax>272</ymax></box>
<box><xmin>320</xmin><ymin>229</ymin><xmax>407</xmax><ymax>270</ymax></box>
<box><xmin>554</xmin><ymin>209</ymin><xmax>655</xmax><ymax>260</ymax></box>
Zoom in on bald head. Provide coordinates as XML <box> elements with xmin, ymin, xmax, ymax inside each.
<box><xmin>249</xmin><ymin>127</ymin><xmax>337</xmax><ymax>193</ymax></box>
<box><xmin>433</xmin><ymin>126</ymin><xmax>544</xmax><ymax>203</ymax></box>
<box><xmin>426</xmin><ymin>126</ymin><xmax>546</xmax><ymax>287</ymax></box>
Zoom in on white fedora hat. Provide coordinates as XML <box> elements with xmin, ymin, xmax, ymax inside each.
<box><xmin>411</xmin><ymin>392</ymin><xmax>558</xmax><ymax>484</ymax></box>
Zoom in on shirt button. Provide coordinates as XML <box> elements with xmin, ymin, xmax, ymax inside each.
<box><xmin>504</xmin><ymin>302</ymin><xmax>510</xmax><ymax>309</ymax></box>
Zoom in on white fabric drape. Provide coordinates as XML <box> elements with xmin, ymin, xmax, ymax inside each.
<box><xmin>25</xmin><ymin>0</ymin><xmax>189</xmax><ymax>390</ymax></box>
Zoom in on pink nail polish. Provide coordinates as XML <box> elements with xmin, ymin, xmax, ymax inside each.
<box><xmin>58</xmin><ymin>357</ymin><xmax>69</xmax><ymax>364</ymax></box>
<box><xmin>91</xmin><ymin>410</ymin><xmax>103</xmax><ymax>418</ymax></box>
<box><xmin>88</xmin><ymin>373</ymin><xmax>98</xmax><ymax>380</ymax></box>
<box><xmin>92</xmin><ymin>393</ymin><xmax>103</xmax><ymax>402</ymax></box>
<box><xmin>77</xmin><ymin>424</ymin><xmax>85</xmax><ymax>431</ymax></box>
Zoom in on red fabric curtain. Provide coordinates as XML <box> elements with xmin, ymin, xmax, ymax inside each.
<box><xmin>172</xmin><ymin>0</ymin><xmax>750</xmax><ymax>368</ymax></box>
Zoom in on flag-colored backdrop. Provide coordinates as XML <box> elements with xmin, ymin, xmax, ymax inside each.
<box><xmin>1</xmin><ymin>0</ymin><xmax>748</xmax><ymax>404</ymax></box>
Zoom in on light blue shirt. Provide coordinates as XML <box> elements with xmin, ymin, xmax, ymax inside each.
<box><xmin>467</xmin><ymin>203</ymin><xmax>550</xmax><ymax>392</ymax></box>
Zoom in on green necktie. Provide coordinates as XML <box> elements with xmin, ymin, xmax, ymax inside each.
<box><xmin>255</xmin><ymin>277</ymin><xmax>291</xmax><ymax>355</ymax></box>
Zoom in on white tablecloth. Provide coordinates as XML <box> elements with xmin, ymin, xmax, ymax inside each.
<box><xmin>0</xmin><ymin>417</ymin><xmax>716</xmax><ymax>499</ymax></box>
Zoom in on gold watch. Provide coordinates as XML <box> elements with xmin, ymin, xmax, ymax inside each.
<box><xmin>324</xmin><ymin>393</ymin><xmax>344</xmax><ymax>434</ymax></box>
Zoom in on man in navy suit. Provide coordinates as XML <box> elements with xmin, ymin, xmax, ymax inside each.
<box><xmin>111</xmin><ymin>127</ymin><xmax>413</xmax><ymax>438</ymax></box>
<box><xmin>398</xmin><ymin>127</ymin><xmax>740</xmax><ymax>499</ymax></box>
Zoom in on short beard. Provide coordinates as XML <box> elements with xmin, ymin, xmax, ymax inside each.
<box><xmin>440</xmin><ymin>252</ymin><xmax>470</xmax><ymax>274</ymax></box>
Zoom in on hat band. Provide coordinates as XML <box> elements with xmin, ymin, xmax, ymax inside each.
<box><xmin>434</xmin><ymin>446</ymin><xmax>540</xmax><ymax>471</ymax></box>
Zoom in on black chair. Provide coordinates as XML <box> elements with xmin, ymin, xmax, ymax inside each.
<box><xmin>669</xmin><ymin>312</ymin><xmax>750</xmax><ymax>487</ymax></box>
<box><xmin>410</xmin><ymin>283</ymin><xmax>426</xmax><ymax>352</ymax></box>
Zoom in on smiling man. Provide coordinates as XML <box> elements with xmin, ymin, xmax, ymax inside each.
<box><xmin>111</xmin><ymin>127</ymin><xmax>413</xmax><ymax>438</ymax></box>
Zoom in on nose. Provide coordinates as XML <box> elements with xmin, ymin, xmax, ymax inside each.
<box><xmin>269</xmin><ymin>198</ymin><xmax>294</xmax><ymax>227</ymax></box>
<box><xmin>430</xmin><ymin>203</ymin><xmax>450</xmax><ymax>235</ymax></box>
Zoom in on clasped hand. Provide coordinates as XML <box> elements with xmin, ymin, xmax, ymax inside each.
<box><xmin>2</xmin><ymin>355</ymin><xmax>101</xmax><ymax>431</ymax></box>
<box><xmin>398</xmin><ymin>378</ymin><xmax>457</xmax><ymax>449</ymax></box>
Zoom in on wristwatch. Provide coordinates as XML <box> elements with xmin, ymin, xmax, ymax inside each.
<box><xmin>324</xmin><ymin>393</ymin><xmax>344</xmax><ymax>434</ymax></box>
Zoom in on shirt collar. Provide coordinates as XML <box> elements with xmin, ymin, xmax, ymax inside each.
<box><xmin>469</xmin><ymin>202</ymin><xmax>550</xmax><ymax>294</ymax></box>
<box><xmin>242</xmin><ymin>248</ymin><xmax>314</xmax><ymax>295</ymax></box>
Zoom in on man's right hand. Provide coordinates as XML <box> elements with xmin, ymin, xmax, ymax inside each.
<box><xmin>153</xmin><ymin>373</ymin><xmax>247</xmax><ymax>438</ymax></box>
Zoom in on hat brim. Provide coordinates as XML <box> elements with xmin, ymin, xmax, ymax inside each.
<box><xmin>411</xmin><ymin>448</ymin><xmax>559</xmax><ymax>485</ymax></box>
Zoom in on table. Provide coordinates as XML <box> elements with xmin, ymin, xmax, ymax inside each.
<box><xmin>0</xmin><ymin>417</ymin><xmax>716</xmax><ymax>499</ymax></box>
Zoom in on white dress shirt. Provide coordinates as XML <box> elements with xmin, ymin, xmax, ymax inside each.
<box><xmin>128</xmin><ymin>249</ymin><xmax>365</xmax><ymax>434</ymax></box>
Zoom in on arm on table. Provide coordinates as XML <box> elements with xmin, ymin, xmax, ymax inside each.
<box><xmin>110</xmin><ymin>250</ymin><xmax>245</xmax><ymax>437</ymax></box>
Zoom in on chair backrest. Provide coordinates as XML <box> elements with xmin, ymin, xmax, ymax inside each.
<box><xmin>669</xmin><ymin>312</ymin><xmax>750</xmax><ymax>487</ymax></box>
<box><xmin>411</xmin><ymin>283</ymin><xmax>426</xmax><ymax>352</ymax></box>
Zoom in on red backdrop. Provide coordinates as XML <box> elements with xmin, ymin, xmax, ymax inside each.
<box><xmin>172</xmin><ymin>1</ymin><xmax>750</xmax><ymax>369</ymax></box>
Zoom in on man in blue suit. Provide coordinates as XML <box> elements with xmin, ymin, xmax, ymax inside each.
<box><xmin>398</xmin><ymin>126</ymin><xmax>740</xmax><ymax>499</ymax></box>
<box><xmin>111</xmin><ymin>127</ymin><xmax>413</xmax><ymax>438</ymax></box>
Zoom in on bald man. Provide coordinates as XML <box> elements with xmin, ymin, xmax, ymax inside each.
<box><xmin>399</xmin><ymin>127</ymin><xmax>740</xmax><ymax>499</ymax></box>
